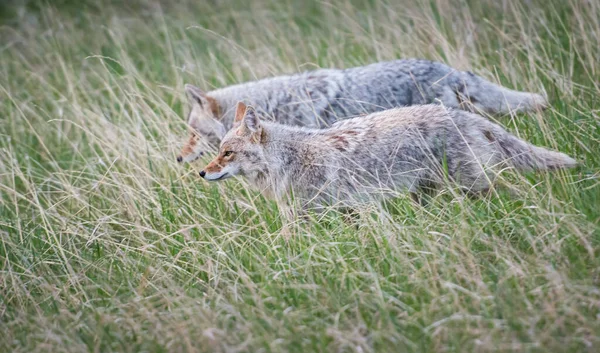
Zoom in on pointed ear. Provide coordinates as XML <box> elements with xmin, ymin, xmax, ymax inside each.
<box><xmin>240</xmin><ymin>104</ymin><xmax>260</xmax><ymax>133</ymax></box>
<box><xmin>185</xmin><ymin>84</ymin><xmax>207</xmax><ymax>106</ymax></box>
<box><xmin>234</xmin><ymin>102</ymin><xmax>261</xmax><ymax>140</ymax></box>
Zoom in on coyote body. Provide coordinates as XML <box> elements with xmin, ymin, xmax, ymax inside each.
<box><xmin>179</xmin><ymin>59</ymin><xmax>547</xmax><ymax>162</ymax></box>
<box><xmin>200</xmin><ymin>104</ymin><xmax>575</xmax><ymax>208</ymax></box>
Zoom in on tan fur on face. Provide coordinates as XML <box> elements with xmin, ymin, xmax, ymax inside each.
<box><xmin>203</xmin><ymin>155</ymin><xmax>225</xmax><ymax>174</ymax></box>
<box><xmin>234</xmin><ymin>102</ymin><xmax>247</xmax><ymax>123</ymax></box>
<box><xmin>203</xmin><ymin>141</ymin><xmax>240</xmax><ymax>173</ymax></box>
<box><xmin>180</xmin><ymin>133</ymin><xmax>199</xmax><ymax>158</ymax></box>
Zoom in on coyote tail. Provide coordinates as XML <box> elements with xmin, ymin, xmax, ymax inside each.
<box><xmin>459</xmin><ymin>72</ymin><xmax>548</xmax><ymax>115</ymax></box>
<box><xmin>494</xmin><ymin>127</ymin><xmax>577</xmax><ymax>171</ymax></box>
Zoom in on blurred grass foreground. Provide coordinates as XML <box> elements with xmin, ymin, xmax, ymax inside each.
<box><xmin>1</xmin><ymin>0</ymin><xmax>599</xmax><ymax>352</ymax></box>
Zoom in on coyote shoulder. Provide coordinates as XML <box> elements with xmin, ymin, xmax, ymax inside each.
<box><xmin>178</xmin><ymin>59</ymin><xmax>547</xmax><ymax>163</ymax></box>
<box><xmin>199</xmin><ymin>103</ymin><xmax>575</xmax><ymax>208</ymax></box>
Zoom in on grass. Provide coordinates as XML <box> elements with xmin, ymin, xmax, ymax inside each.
<box><xmin>1</xmin><ymin>0</ymin><xmax>599</xmax><ymax>352</ymax></box>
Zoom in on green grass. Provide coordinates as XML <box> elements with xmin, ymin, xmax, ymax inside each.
<box><xmin>1</xmin><ymin>0</ymin><xmax>599</xmax><ymax>352</ymax></box>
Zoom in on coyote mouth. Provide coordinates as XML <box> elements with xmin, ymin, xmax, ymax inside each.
<box><xmin>211</xmin><ymin>172</ymin><xmax>229</xmax><ymax>181</ymax></box>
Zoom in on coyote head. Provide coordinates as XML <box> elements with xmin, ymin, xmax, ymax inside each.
<box><xmin>176</xmin><ymin>84</ymin><xmax>226</xmax><ymax>163</ymax></box>
<box><xmin>200</xmin><ymin>102</ymin><xmax>266</xmax><ymax>181</ymax></box>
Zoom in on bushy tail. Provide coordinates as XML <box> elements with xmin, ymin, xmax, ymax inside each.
<box><xmin>458</xmin><ymin>71</ymin><xmax>548</xmax><ymax>115</ymax></box>
<box><xmin>494</xmin><ymin>127</ymin><xmax>578</xmax><ymax>171</ymax></box>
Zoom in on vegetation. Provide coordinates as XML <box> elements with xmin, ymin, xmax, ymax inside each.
<box><xmin>1</xmin><ymin>0</ymin><xmax>599</xmax><ymax>351</ymax></box>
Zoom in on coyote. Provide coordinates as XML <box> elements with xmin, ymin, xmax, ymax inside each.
<box><xmin>199</xmin><ymin>103</ymin><xmax>575</xmax><ymax>209</ymax></box>
<box><xmin>178</xmin><ymin>59</ymin><xmax>547</xmax><ymax>163</ymax></box>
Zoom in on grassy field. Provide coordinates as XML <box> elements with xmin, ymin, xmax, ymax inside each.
<box><xmin>1</xmin><ymin>0</ymin><xmax>599</xmax><ymax>352</ymax></box>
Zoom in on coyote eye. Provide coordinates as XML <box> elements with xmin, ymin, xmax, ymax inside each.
<box><xmin>223</xmin><ymin>151</ymin><xmax>234</xmax><ymax>157</ymax></box>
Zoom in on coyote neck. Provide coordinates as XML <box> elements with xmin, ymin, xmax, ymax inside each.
<box><xmin>257</xmin><ymin>125</ymin><xmax>323</xmax><ymax>199</ymax></box>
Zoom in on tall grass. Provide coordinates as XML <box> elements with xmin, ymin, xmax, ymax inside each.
<box><xmin>1</xmin><ymin>0</ymin><xmax>599</xmax><ymax>352</ymax></box>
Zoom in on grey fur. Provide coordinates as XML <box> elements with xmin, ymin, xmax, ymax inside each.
<box><xmin>179</xmin><ymin>59</ymin><xmax>547</xmax><ymax>162</ymax></box>
<box><xmin>212</xmin><ymin>59</ymin><xmax>546</xmax><ymax>125</ymax></box>
<box><xmin>202</xmin><ymin>104</ymin><xmax>575</xmax><ymax>208</ymax></box>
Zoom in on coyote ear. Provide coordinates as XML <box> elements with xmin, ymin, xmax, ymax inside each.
<box><xmin>185</xmin><ymin>84</ymin><xmax>207</xmax><ymax>106</ymax></box>
<box><xmin>235</xmin><ymin>102</ymin><xmax>261</xmax><ymax>138</ymax></box>
<box><xmin>241</xmin><ymin>105</ymin><xmax>260</xmax><ymax>133</ymax></box>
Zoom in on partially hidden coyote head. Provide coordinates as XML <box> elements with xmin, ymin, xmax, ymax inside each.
<box><xmin>200</xmin><ymin>102</ymin><xmax>266</xmax><ymax>181</ymax></box>
<box><xmin>176</xmin><ymin>84</ymin><xmax>226</xmax><ymax>163</ymax></box>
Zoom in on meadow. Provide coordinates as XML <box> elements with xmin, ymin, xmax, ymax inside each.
<box><xmin>1</xmin><ymin>0</ymin><xmax>599</xmax><ymax>352</ymax></box>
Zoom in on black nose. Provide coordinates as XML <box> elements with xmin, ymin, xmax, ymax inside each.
<box><xmin>199</xmin><ymin>170</ymin><xmax>206</xmax><ymax>178</ymax></box>
<box><xmin>176</xmin><ymin>156</ymin><xmax>183</xmax><ymax>163</ymax></box>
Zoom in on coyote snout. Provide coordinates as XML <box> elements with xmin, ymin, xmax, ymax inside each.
<box><xmin>199</xmin><ymin>165</ymin><xmax>235</xmax><ymax>181</ymax></box>
<box><xmin>177</xmin><ymin>132</ymin><xmax>208</xmax><ymax>163</ymax></box>
<box><xmin>177</xmin><ymin>151</ymin><xmax>203</xmax><ymax>163</ymax></box>
<box><xmin>199</xmin><ymin>169</ymin><xmax>232</xmax><ymax>181</ymax></box>
<box><xmin>199</xmin><ymin>152</ymin><xmax>239</xmax><ymax>181</ymax></box>
<box><xmin>177</xmin><ymin>150</ymin><xmax>203</xmax><ymax>163</ymax></box>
